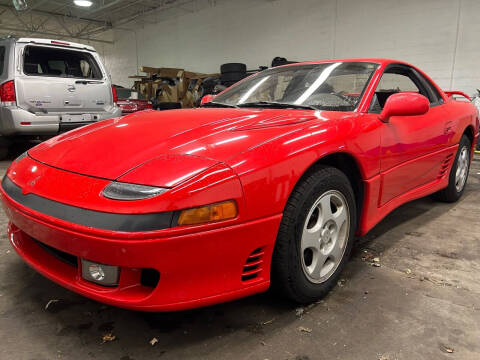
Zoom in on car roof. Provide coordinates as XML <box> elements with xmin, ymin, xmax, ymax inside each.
<box><xmin>280</xmin><ymin>58</ymin><xmax>411</xmax><ymax>67</ymax></box>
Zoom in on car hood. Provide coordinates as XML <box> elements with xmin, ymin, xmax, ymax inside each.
<box><xmin>28</xmin><ymin>108</ymin><xmax>325</xmax><ymax>187</ymax></box>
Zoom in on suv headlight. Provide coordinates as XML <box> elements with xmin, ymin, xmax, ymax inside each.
<box><xmin>102</xmin><ymin>182</ymin><xmax>168</xmax><ymax>201</ymax></box>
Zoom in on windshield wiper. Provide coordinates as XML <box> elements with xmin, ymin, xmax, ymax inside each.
<box><xmin>237</xmin><ymin>101</ymin><xmax>318</xmax><ymax>110</ymax></box>
<box><xmin>201</xmin><ymin>101</ymin><xmax>238</xmax><ymax>108</ymax></box>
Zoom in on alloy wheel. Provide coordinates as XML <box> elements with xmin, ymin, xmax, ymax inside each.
<box><xmin>455</xmin><ymin>146</ymin><xmax>469</xmax><ymax>192</ymax></box>
<box><xmin>300</xmin><ymin>190</ymin><xmax>350</xmax><ymax>284</ymax></box>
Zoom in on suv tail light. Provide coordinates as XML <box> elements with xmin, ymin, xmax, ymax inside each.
<box><xmin>0</xmin><ymin>80</ymin><xmax>16</xmax><ymax>103</ymax></box>
<box><xmin>111</xmin><ymin>85</ymin><xmax>118</xmax><ymax>104</ymax></box>
<box><xmin>51</xmin><ymin>40</ymin><xmax>70</xmax><ymax>46</ymax></box>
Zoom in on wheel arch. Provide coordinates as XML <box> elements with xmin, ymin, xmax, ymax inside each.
<box><xmin>462</xmin><ymin>125</ymin><xmax>475</xmax><ymax>149</ymax></box>
<box><xmin>294</xmin><ymin>151</ymin><xmax>365</xmax><ymax>230</ymax></box>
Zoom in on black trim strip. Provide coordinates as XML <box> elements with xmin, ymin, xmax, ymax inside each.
<box><xmin>59</xmin><ymin>121</ymin><xmax>96</xmax><ymax>133</ymax></box>
<box><xmin>2</xmin><ymin>176</ymin><xmax>173</xmax><ymax>232</ymax></box>
<box><xmin>34</xmin><ymin>239</ymin><xmax>78</xmax><ymax>267</ymax></box>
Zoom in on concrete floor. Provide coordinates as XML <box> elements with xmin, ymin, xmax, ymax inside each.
<box><xmin>0</xmin><ymin>149</ymin><xmax>479</xmax><ymax>360</ymax></box>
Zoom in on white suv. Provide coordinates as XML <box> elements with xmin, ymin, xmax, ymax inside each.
<box><xmin>0</xmin><ymin>37</ymin><xmax>121</xmax><ymax>157</ymax></box>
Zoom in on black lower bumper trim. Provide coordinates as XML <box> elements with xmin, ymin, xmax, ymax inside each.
<box><xmin>2</xmin><ymin>176</ymin><xmax>173</xmax><ymax>232</ymax></box>
<box><xmin>59</xmin><ymin>121</ymin><xmax>96</xmax><ymax>133</ymax></box>
<box><xmin>34</xmin><ymin>238</ymin><xmax>78</xmax><ymax>267</ymax></box>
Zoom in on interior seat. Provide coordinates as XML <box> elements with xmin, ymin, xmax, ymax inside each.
<box><xmin>24</xmin><ymin>63</ymin><xmax>39</xmax><ymax>74</ymax></box>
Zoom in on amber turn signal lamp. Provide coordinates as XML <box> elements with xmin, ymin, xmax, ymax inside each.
<box><xmin>178</xmin><ymin>200</ymin><xmax>237</xmax><ymax>226</ymax></box>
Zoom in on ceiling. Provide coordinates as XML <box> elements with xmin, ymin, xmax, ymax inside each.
<box><xmin>0</xmin><ymin>0</ymin><xmax>203</xmax><ymax>44</ymax></box>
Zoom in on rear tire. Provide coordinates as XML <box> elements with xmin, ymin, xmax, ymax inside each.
<box><xmin>220</xmin><ymin>63</ymin><xmax>247</xmax><ymax>74</ymax></box>
<box><xmin>435</xmin><ymin>135</ymin><xmax>471</xmax><ymax>202</ymax></box>
<box><xmin>220</xmin><ymin>72</ymin><xmax>246</xmax><ymax>84</ymax></box>
<box><xmin>272</xmin><ymin>166</ymin><xmax>356</xmax><ymax>304</ymax></box>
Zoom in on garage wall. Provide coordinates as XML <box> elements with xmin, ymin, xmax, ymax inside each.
<box><xmin>99</xmin><ymin>0</ymin><xmax>480</xmax><ymax>95</ymax></box>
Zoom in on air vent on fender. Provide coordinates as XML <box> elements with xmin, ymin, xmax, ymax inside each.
<box><xmin>438</xmin><ymin>153</ymin><xmax>454</xmax><ymax>179</ymax></box>
<box><xmin>242</xmin><ymin>247</ymin><xmax>265</xmax><ymax>282</ymax></box>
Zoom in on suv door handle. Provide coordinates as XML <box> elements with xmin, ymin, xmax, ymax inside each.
<box><xmin>75</xmin><ymin>80</ymin><xmax>103</xmax><ymax>84</ymax></box>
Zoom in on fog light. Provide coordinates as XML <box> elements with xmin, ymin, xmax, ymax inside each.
<box><xmin>89</xmin><ymin>264</ymin><xmax>105</xmax><ymax>281</ymax></box>
<box><xmin>81</xmin><ymin>259</ymin><xmax>119</xmax><ymax>286</ymax></box>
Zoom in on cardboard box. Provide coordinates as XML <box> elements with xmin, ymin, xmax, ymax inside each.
<box><xmin>131</xmin><ymin>66</ymin><xmax>219</xmax><ymax>108</ymax></box>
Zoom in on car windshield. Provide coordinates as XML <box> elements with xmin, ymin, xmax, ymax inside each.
<box><xmin>211</xmin><ymin>62</ymin><xmax>378</xmax><ymax>111</ymax></box>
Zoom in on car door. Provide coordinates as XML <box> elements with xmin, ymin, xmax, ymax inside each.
<box><xmin>371</xmin><ymin>64</ymin><xmax>453</xmax><ymax>206</ymax></box>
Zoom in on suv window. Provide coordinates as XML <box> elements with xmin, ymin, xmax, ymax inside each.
<box><xmin>23</xmin><ymin>45</ymin><xmax>102</xmax><ymax>79</ymax></box>
<box><xmin>0</xmin><ymin>47</ymin><xmax>5</xmax><ymax>75</ymax></box>
<box><xmin>370</xmin><ymin>65</ymin><xmax>436</xmax><ymax>113</ymax></box>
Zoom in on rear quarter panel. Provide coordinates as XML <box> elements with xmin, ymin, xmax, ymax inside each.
<box><xmin>444</xmin><ymin>99</ymin><xmax>479</xmax><ymax>146</ymax></box>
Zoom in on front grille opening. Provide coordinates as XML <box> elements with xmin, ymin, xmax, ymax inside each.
<box><xmin>34</xmin><ymin>239</ymin><xmax>78</xmax><ymax>268</ymax></box>
<box><xmin>140</xmin><ymin>268</ymin><xmax>160</xmax><ymax>288</ymax></box>
<box><xmin>242</xmin><ymin>247</ymin><xmax>265</xmax><ymax>282</ymax></box>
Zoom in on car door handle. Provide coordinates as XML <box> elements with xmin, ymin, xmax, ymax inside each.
<box><xmin>444</xmin><ymin>121</ymin><xmax>453</xmax><ymax>134</ymax></box>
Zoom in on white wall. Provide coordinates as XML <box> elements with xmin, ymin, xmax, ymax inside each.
<box><xmin>99</xmin><ymin>0</ymin><xmax>480</xmax><ymax>95</ymax></box>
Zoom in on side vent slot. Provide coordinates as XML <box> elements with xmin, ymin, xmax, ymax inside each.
<box><xmin>242</xmin><ymin>247</ymin><xmax>265</xmax><ymax>282</ymax></box>
<box><xmin>438</xmin><ymin>153</ymin><xmax>454</xmax><ymax>179</ymax></box>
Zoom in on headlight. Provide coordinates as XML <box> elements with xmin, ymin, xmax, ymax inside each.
<box><xmin>177</xmin><ymin>200</ymin><xmax>237</xmax><ymax>226</ymax></box>
<box><xmin>102</xmin><ymin>182</ymin><xmax>168</xmax><ymax>201</ymax></box>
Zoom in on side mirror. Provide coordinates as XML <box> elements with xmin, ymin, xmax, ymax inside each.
<box><xmin>200</xmin><ymin>94</ymin><xmax>216</xmax><ymax>105</ymax></box>
<box><xmin>379</xmin><ymin>92</ymin><xmax>429</xmax><ymax>123</ymax></box>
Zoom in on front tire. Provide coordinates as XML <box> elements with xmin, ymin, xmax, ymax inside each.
<box><xmin>272</xmin><ymin>166</ymin><xmax>356</xmax><ymax>304</ymax></box>
<box><xmin>435</xmin><ymin>135</ymin><xmax>471</xmax><ymax>202</ymax></box>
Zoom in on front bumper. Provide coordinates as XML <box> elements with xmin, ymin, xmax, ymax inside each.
<box><xmin>1</xmin><ymin>178</ymin><xmax>281</xmax><ymax>312</ymax></box>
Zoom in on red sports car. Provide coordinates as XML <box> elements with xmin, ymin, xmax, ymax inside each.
<box><xmin>1</xmin><ymin>59</ymin><xmax>478</xmax><ymax>311</ymax></box>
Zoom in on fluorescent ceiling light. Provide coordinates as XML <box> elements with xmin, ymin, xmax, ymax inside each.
<box><xmin>13</xmin><ymin>0</ymin><xmax>28</xmax><ymax>11</ymax></box>
<box><xmin>74</xmin><ymin>0</ymin><xmax>93</xmax><ymax>7</ymax></box>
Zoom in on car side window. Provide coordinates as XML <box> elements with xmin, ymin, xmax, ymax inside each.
<box><xmin>414</xmin><ymin>70</ymin><xmax>444</xmax><ymax>106</ymax></box>
<box><xmin>377</xmin><ymin>73</ymin><xmax>419</xmax><ymax>92</ymax></box>
<box><xmin>369</xmin><ymin>65</ymin><xmax>436</xmax><ymax>113</ymax></box>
